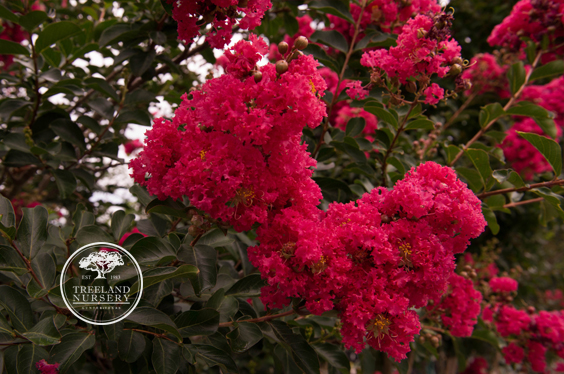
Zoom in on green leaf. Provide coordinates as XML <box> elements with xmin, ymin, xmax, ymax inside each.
<box><xmin>471</xmin><ymin>329</ymin><xmax>501</xmax><ymax>349</ymax></box>
<box><xmin>465</xmin><ymin>149</ymin><xmax>492</xmax><ymax>189</ymax></box>
<box><xmin>0</xmin><ymin>195</ymin><xmax>16</xmax><ymax>228</ymax></box>
<box><xmin>506</xmin><ymin>101</ymin><xmax>557</xmax><ymax>138</ymax></box>
<box><xmin>15</xmin><ymin>205</ymin><xmax>48</xmax><ymax>259</ymax></box>
<box><xmin>0</xmin><ymin>285</ymin><xmax>34</xmax><ymax>332</ymax></box>
<box><xmin>16</xmin><ymin>344</ymin><xmax>49</xmax><ymax>374</ymax></box>
<box><xmin>531</xmin><ymin>187</ymin><xmax>564</xmax><ymax>218</ymax></box>
<box><xmin>99</xmin><ymin>23</ymin><xmax>133</xmax><ymax>47</ymax></box>
<box><xmin>479</xmin><ymin>103</ymin><xmax>505</xmax><ymax>128</ymax></box>
<box><xmin>104</xmin><ymin>320</ymin><xmax>124</xmax><ymax>342</ymax></box>
<box><xmin>227</xmin><ymin>322</ymin><xmax>263</xmax><ymax>353</ymax></box>
<box><xmin>492</xmin><ymin>169</ymin><xmax>525</xmax><ymax>188</ymax></box>
<box><xmin>313</xmin><ymin>177</ymin><xmax>352</xmax><ymax>202</ymax></box>
<box><xmin>50</xmin><ymin>119</ymin><xmax>86</xmax><ymax>151</ymax></box>
<box><xmin>22</xmin><ymin>316</ymin><xmax>61</xmax><ymax>346</ymax></box>
<box><xmin>35</xmin><ymin>21</ymin><xmax>83</xmax><ymax>53</ymax></box>
<box><xmin>126</xmin><ymin>307</ymin><xmax>182</xmax><ymax>342</ymax></box>
<box><xmin>364</xmin><ymin>105</ymin><xmax>398</xmax><ymax>128</ymax></box>
<box><xmin>145</xmin><ymin>198</ymin><xmax>188</xmax><ymax>218</ymax></box>
<box><xmin>0</xmin><ymin>99</ymin><xmax>31</xmax><ymax>119</ymax></box>
<box><xmin>19</xmin><ymin>10</ymin><xmax>48</xmax><ymax>31</ymax></box>
<box><xmin>269</xmin><ymin>320</ymin><xmax>320</xmax><ymax>374</ymax></box>
<box><xmin>175</xmin><ymin>308</ymin><xmax>219</xmax><ymax>337</ymax></box>
<box><xmin>517</xmin><ymin>131</ymin><xmax>562</xmax><ymax>176</ymax></box>
<box><xmin>482</xmin><ymin>206</ymin><xmax>500</xmax><ymax>235</ymax></box>
<box><xmin>345</xmin><ymin>117</ymin><xmax>366</xmax><ymax>137</ymax></box>
<box><xmin>115</xmin><ymin>109</ymin><xmax>152</xmax><ymax>126</ymax></box>
<box><xmin>52</xmin><ymin>170</ymin><xmax>77</xmax><ymax>200</ymax></box>
<box><xmin>485</xmin><ymin>195</ymin><xmax>507</xmax><ymax>212</ymax></box>
<box><xmin>118</xmin><ymin>330</ymin><xmax>146</xmax><ymax>363</ymax></box>
<box><xmin>130</xmin><ymin>50</ymin><xmax>156</xmax><ymax>76</ymax></box>
<box><xmin>310</xmin><ymin>30</ymin><xmax>349</xmax><ymax>54</ymax></box>
<box><xmin>0</xmin><ymin>4</ymin><xmax>19</xmax><ymax>23</ymax></box>
<box><xmin>0</xmin><ymin>245</ymin><xmax>28</xmax><ymax>275</ymax></box>
<box><xmin>530</xmin><ymin>60</ymin><xmax>564</xmax><ymax>82</ymax></box>
<box><xmin>30</xmin><ymin>252</ymin><xmax>56</xmax><ymax>291</ymax></box>
<box><xmin>179</xmin><ymin>244</ymin><xmax>217</xmax><ymax>294</ymax></box>
<box><xmin>111</xmin><ymin>210</ymin><xmax>134</xmax><ymax>241</ymax></box>
<box><xmin>152</xmin><ymin>338</ymin><xmax>181</xmax><ymax>374</ymax></box>
<box><xmin>129</xmin><ymin>237</ymin><xmax>176</xmax><ymax>266</ymax></box>
<box><xmin>129</xmin><ymin>265</ymin><xmax>199</xmax><ymax>295</ymax></box>
<box><xmin>507</xmin><ymin>61</ymin><xmax>526</xmax><ymax>95</ymax></box>
<box><xmin>354</xmin><ymin>31</ymin><xmax>396</xmax><ymax>50</ymax></box>
<box><xmin>331</xmin><ymin>140</ymin><xmax>367</xmax><ymax>163</ymax></box>
<box><xmin>0</xmin><ymin>39</ymin><xmax>29</xmax><ymax>56</ymax></box>
<box><xmin>0</xmin><ymin>313</ymin><xmax>15</xmax><ymax>337</ymax></box>
<box><xmin>456</xmin><ymin>167</ymin><xmax>483</xmax><ymax>192</ymax></box>
<box><xmin>50</xmin><ymin>332</ymin><xmax>96</xmax><ymax>373</ymax></box>
<box><xmin>309</xmin><ymin>0</ymin><xmax>354</xmax><ymax>23</ymax></box>
<box><xmin>405</xmin><ymin>118</ymin><xmax>434</xmax><ymax>130</ymax></box>
<box><xmin>312</xmin><ymin>342</ymin><xmax>350</xmax><ymax>372</ymax></box>
<box><xmin>194</xmin><ymin>344</ymin><xmax>239</xmax><ymax>374</ymax></box>
<box><xmin>225</xmin><ymin>274</ymin><xmax>266</xmax><ymax>298</ymax></box>
<box><xmin>75</xmin><ymin>225</ymin><xmax>114</xmax><ymax>245</ymax></box>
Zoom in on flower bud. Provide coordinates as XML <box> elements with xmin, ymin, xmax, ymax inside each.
<box><xmin>188</xmin><ymin>225</ymin><xmax>200</xmax><ymax>237</ymax></box>
<box><xmin>418</xmin><ymin>336</ymin><xmax>426</xmax><ymax>343</ymax></box>
<box><xmin>191</xmin><ymin>214</ymin><xmax>204</xmax><ymax>227</ymax></box>
<box><xmin>449</xmin><ymin>64</ymin><xmax>463</xmax><ymax>76</ymax></box>
<box><xmin>381</xmin><ymin>214</ymin><xmax>391</xmax><ymax>223</ymax></box>
<box><xmin>253</xmin><ymin>71</ymin><xmax>263</xmax><ymax>83</ymax></box>
<box><xmin>278</xmin><ymin>41</ymin><xmax>289</xmax><ymax>55</ymax></box>
<box><xmin>294</xmin><ymin>36</ymin><xmax>308</xmax><ymax>50</ymax></box>
<box><xmin>431</xmin><ymin>336</ymin><xmax>440</xmax><ymax>347</ymax></box>
<box><xmin>417</xmin><ymin>28</ymin><xmax>427</xmax><ymax>38</ymax></box>
<box><xmin>460</xmin><ymin>271</ymin><xmax>468</xmax><ymax>278</ymax></box>
<box><xmin>276</xmin><ymin>60</ymin><xmax>289</xmax><ymax>74</ymax></box>
<box><xmin>453</xmin><ymin>57</ymin><xmax>463</xmax><ymax>65</ymax></box>
<box><xmin>435</xmin><ymin>19</ymin><xmax>446</xmax><ymax>29</ymax></box>
<box><xmin>405</xmin><ymin>81</ymin><xmax>417</xmax><ymax>93</ymax></box>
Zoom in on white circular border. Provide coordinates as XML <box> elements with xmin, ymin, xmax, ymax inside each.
<box><xmin>60</xmin><ymin>242</ymin><xmax>143</xmax><ymax>325</ymax></box>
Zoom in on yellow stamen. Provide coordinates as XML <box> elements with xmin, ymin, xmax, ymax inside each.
<box><xmin>200</xmin><ymin>149</ymin><xmax>207</xmax><ymax>160</ymax></box>
<box><xmin>311</xmin><ymin>256</ymin><xmax>328</xmax><ymax>274</ymax></box>
<box><xmin>309</xmin><ymin>80</ymin><xmax>316</xmax><ymax>94</ymax></box>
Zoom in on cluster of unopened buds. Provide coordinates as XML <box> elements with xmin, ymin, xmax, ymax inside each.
<box><xmin>413</xmin><ymin>122</ymin><xmax>442</xmax><ymax>160</ymax></box>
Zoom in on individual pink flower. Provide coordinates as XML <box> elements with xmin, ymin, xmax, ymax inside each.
<box><xmin>502</xmin><ymin>342</ymin><xmax>525</xmax><ymax>364</ymax></box>
<box><xmin>124</xmin><ymin>139</ymin><xmax>143</xmax><ymax>155</ymax></box>
<box><xmin>423</xmin><ymin>83</ymin><xmax>444</xmax><ymax>105</ymax></box>
<box><xmin>36</xmin><ymin>359</ymin><xmax>59</xmax><ymax>374</ymax></box>
<box><xmin>528</xmin><ymin>340</ymin><xmax>547</xmax><ymax>373</ymax></box>
<box><xmin>345</xmin><ymin>81</ymin><xmax>369</xmax><ymax>100</ymax></box>
<box><xmin>489</xmin><ymin>277</ymin><xmax>518</xmax><ymax>293</ymax></box>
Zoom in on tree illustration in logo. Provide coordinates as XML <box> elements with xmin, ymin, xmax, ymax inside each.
<box><xmin>78</xmin><ymin>250</ymin><xmax>125</xmax><ymax>279</ymax></box>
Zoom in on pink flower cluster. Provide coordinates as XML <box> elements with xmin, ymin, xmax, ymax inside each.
<box><xmin>488</xmin><ymin>0</ymin><xmax>564</xmax><ymax>58</ymax></box>
<box><xmin>482</xmin><ymin>279</ymin><xmax>564</xmax><ymax>372</ymax></box>
<box><xmin>36</xmin><ymin>359</ymin><xmax>59</xmax><ymax>374</ymax></box>
<box><xmin>461</xmin><ymin>53</ymin><xmax>509</xmax><ymax>97</ymax></box>
<box><xmin>249</xmin><ymin>162</ymin><xmax>486</xmax><ymax>361</ymax></box>
<box><xmin>166</xmin><ymin>0</ymin><xmax>272</xmax><ymax>49</ymax></box>
<box><xmin>326</xmin><ymin>0</ymin><xmax>440</xmax><ymax>41</ymax></box>
<box><xmin>130</xmin><ymin>35</ymin><xmax>327</xmax><ymax>231</ymax></box>
<box><xmin>427</xmin><ymin>273</ymin><xmax>482</xmax><ymax>337</ymax></box>
<box><xmin>489</xmin><ymin>276</ymin><xmax>519</xmax><ymax>293</ymax></box>
<box><xmin>360</xmin><ymin>13</ymin><xmax>462</xmax><ymax>103</ymax></box>
<box><xmin>501</xmin><ymin>76</ymin><xmax>564</xmax><ymax>179</ymax></box>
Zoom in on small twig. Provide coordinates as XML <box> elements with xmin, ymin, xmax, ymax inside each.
<box><xmin>503</xmin><ymin>197</ymin><xmax>544</xmax><ymax>209</ymax></box>
<box><xmin>477</xmin><ymin>179</ymin><xmax>564</xmax><ymax>199</ymax></box>
<box><xmin>421</xmin><ymin>325</ymin><xmax>445</xmax><ymax>333</ymax></box>
<box><xmin>442</xmin><ymin>91</ymin><xmax>478</xmax><ymax>131</ymax></box>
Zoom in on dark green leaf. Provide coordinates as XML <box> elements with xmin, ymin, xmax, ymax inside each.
<box><xmin>0</xmin><ymin>99</ymin><xmax>31</xmax><ymax>119</ymax></box>
<box><xmin>52</xmin><ymin>170</ymin><xmax>77</xmax><ymax>199</ymax></box>
<box><xmin>227</xmin><ymin>322</ymin><xmax>263</xmax><ymax>353</ymax></box>
<box><xmin>179</xmin><ymin>244</ymin><xmax>217</xmax><ymax>294</ymax></box>
<box><xmin>50</xmin><ymin>332</ymin><xmax>96</xmax><ymax>373</ymax></box>
<box><xmin>492</xmin><ymin>169</ymin><xmax>525</xmax><ymax>188</ymax></box>
<box><xmin>507</xmin><ymin>61</ymin><xmax>526</xmax><ymax>95</ymax></box>
<box><xmin>130</xmin><ymin>50</ymin><xmax>156</xmax><ymax>77</ymax></box>
<box><xmin>118</xmin><ymin>330</ymin><xmax>146</xmax><ymax>363</ymax></box>
<box><xmin>16</xmin><ymin>344</ymin><xmax>49</xmax><ymax>374</ymax></box>
<box><xmin>22</xmin><ymin>316</ymin><xmax>61</xmax><ymax>346</ymax></box>
<box><xmin>479</xmin><ymin>103</ymin><xmax>505</xmax><ymax>128</ymax></box>
<box><xmin>175</xmin><ymin>308</ymin><xmax>219</xmax><ymax>337</ymax></box>
<box><xmin>269</xmin><ymin>320</ymin><xmax>320</xmax><ymax>374</ymax></box>
<box><xmin>482</xmin><ymin>206</ymin><xmax>500</xmax><ymax>235</ymax></box>
<box><xmin>310</xmin><ymin>30</ymin><xmax>349</xmax><ymax>54</ymax></box>
<box><xmin>465</xmin><ymin>149</ymin><xmax>492</xmax><ymax>189</ymax></box>
<box><xmin>471</xmin><ymin>329</ymin><xmax>501</xmax><ymax>349</ymax></box>
<box><xmin>312</xmin><ymin>342</ymin><xmax>350</xmax><ymax>372</ymax></box>
<box><xmin>75</xmin><ymin>225</ymin><xmax>114</xmax><ymax>246</ymax></box>
<box><xmin>126</xmin><ymin>307</ymin><xmax>182</xmax><ymax>342</ymax></box>
<box><xmin>145</xmin><ymin>198</ymin><xmax>188</xmax><ymax>218</ymax></box>
<box><xmin>0</xmin><ymin>194</ymin><xmax>16</xmax><ymax>228</ymax></box>
<box><xmin>129</xmin><ymin>265</ymin><xmax>199</xmax><ymax>295</ymax></box>
<box><xmin>405</xmin><ymin>118</ymin><xmax>434</xmax><ymax>130</ymax></box>
<box><xmin>0</xmin><ymin>39</ymin><xmax>29</xmax><ymax>56</ymax></box>
<box><xmin>194</xmin><ymin>344</ymin><xmax>239</xmax><ymax>374</ymax></box>
<box><xmin>517</xmin><ymin>131</ymin><xmax>562</xmax><ymax>176</ymax></box>
<box><xmin>50</xmin><ymin>119</ymin><xmax>86</xmax><ymax>151</ymax></box>
<box><xmin>345</xmin><ymin>117</ymin><xmax>366</xmax><ymax>137</ymax></box>
<box><xmin>35</xmin><ymin>21</ymin><xmax>82</xmax><ymax>53</ymax></box>
<box><xmin>30</xmin><ymin>252</ymin><xmax>56</xmax><ymax>291</ymax></box>
<box><xmin>0</xmin><ymin>245</ymin><xmax>28</xmax><ymax>275</ymax></box>
<box><xmin>0</xmin><ymin>285</ymin><xmax>34</xmax><ymax>332</ymax></box>
<box><xmin>225</xmin><ymin>274</ymin><xmax>266</xmax><ymax>298</ymax></box>
<box><xmin>152</xmin><ymin>338</ymin><xmax>181</xmax><ymax>374</ymax></box>
<box><xmin>129</xmin><ymin>237</ymin><xmax>176</xmax><ymax>266</ymax></box>
<box><xmin>530</xmin><ymin>60</ymin><xmax>564</xmax><ymax>82</ymax></box>
<box><xmin>0</xmin><ymin>4</ymin><xmax>19</xmax><ymax>23</ymax></box>
<box><xmin>19</xmin><ymin>10</ymin><xmax>47</xmax><ymax>31</ymax></box>
<box><xmin>364</xmin><ymin>105</ymin><xmax>398</xmax><ymax>128</ymax></box>
<box><xmin>309</xmin><ymin>0</ymin><xmax>353</xmax><ymax>23</ymax></box>
<box><xmin>15</xmin><ymin>205</ymin><xmax>48</xmax><ymax>259</ymax></box>
<box><xmin>111</xmin><ymin>210</ymin><xmax>134</xmax><ymax>241</ymax></box>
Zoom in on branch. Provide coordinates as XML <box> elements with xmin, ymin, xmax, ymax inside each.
<box><xmin>477</xmin><ymin>179</ymin><xmax>564</xmax><ymax>199</ymax></box>
<box><xmin>124</xmin><ymin>329</ymin><xmax>179</xmax><ymax>344</ymax></box>
<box><xmin>311</xmin><ymin>1</ymin><xmax>367</xmax><ymax>158</ymax></box>
<box><xmin>448</xmin><ymin>50</ymin><xmax>543</xmax><ymax>166</ymax></box>
<box><xmin>218</xmin><ymin>309</ymin><xmax>302</xmax><ymax>328</ymax></box>
<box><xmin>503</xmin><ymin>197</ymin><xmax>544</xmax><ymax>209</ymax></box>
